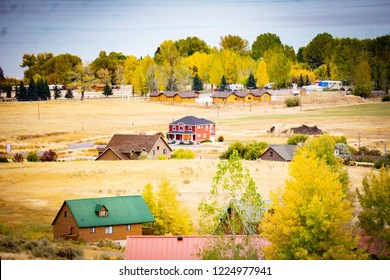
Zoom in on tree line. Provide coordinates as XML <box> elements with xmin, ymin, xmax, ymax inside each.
<box><xmin>1</xmin><ymin>32</ymin><xmax>389</xmax><ymax>98</ymax></box>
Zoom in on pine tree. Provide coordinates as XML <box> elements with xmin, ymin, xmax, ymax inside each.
<box><xmin>103</xmin><ymin>82</ymin><xmax>113</xmax><ymax>97</ymax></box>
<box><xmin>298</xmin><ymin>73</ymin><xmax>304</xmax><ymax>87</ymax></box>
<box><xmin>27</xmin><ymin>79</ymin><xmax>37</xmax><ymax>101</ymax></box>
<box><xmin>219</xmin><ymin>75</ymin><xmax>228</xmax><ymax>91</ymax></box>
<box><xmin>192</xmin><ymin>73</ymin><xmax>204</xmax><ymax>91</ymax></box>
<box><xmin>53</xmin><ymin>85</ymin><xmax>62</xmax><ymax>99</ymax></box>
<box><xmin>246</xmin><ymin>72</ymin><xmax>257</xmax><ymax>89</ymax></box>
<box><xmin>65</xmin><ymin>89</ymin><xmax>74</xmax><ymax>99</ymax></box>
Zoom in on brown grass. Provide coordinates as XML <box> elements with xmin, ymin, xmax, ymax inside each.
<box><xmin>0</xmin><ymin>94</ymin><xmax>387</xmax><ymax>240</ymax></box>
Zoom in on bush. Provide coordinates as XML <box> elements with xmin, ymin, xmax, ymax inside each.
<box><xmin>13</xmin><ymin>153</ymin><xmax>24</xmax><ymax>162</ymax></box>
<box><xmin>220</xmin><ymin>141</ymin><xmax>268</xmax><ymax>160</ymax></box>
<box><xmin>287</xmin><ymin>134</ymin><xmax>309</xmax><ymax>145</ymax></box>
<box><xmin>382</xmin><ymin>95</ymin><xmax>390</xmax><ymax>102</ymax></box>
<box><xmin>138</xmin><ymin>151</ymin><xmax>150</xmax><ymax>160</ymax></box>
<box><xmin>0</xmin><ymin>157</ymin><xmax>8</xmax><ymax>163</ymax></box>
<box><xmin>65</xmin><ymin>89</ymin><xmax>74</xmax><ymax>99</ymax></box>
<box><xmin>171</xmin><ymin>148</ymin><xmax>195</xmax><ymax>159</ymax></box>
<box><xmin>157</xmin><ymin>154</ymin><xmax>167</xmax><ymax>160</ymax></box>
<box><xmin>40</xmin><ymin>150</ymin><xmax>58</xmax><ymax>162</ymax></box>
<box><xmin>217</xmin><ymin>135</ymin><xmax>224</xmax><ymax>142</ymax></box>
<box><xmin>285</xmin><ymin>97</ymin><xmax>300</xmax><ymax>107</ymax></box>
<box><xmin>27</xmin><ymin>151</ymin><xmax>40</xmax><ymax>162</ymax></box>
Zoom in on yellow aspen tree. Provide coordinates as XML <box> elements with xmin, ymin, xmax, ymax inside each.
<box><xmin>255</xmin><ymin>59</ymin><xmax>269</xmax><ymax>88</ymax></box>
<box><xmin>261</xmin><ymin>150</ymin><xmax>367</xmax><ymax>260</ymax></box>
<box><xmin>123</xmin><ymin>55</ymin><xmax>138</xmax><ymax>85</ymax></box>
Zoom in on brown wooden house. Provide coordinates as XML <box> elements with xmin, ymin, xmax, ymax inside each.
<box><xmin>260</xmin><ymin>145</ymin><xmax>298</xmax><ymax>162</ymax></box>
<box><xmin>52</xmin><ymin>195</ymin><xmax>155</xmax><ymax>243</ymax></box>
<box><xmin>96</xmin><ymin>134</ymin><xmax>172</xmax><ymax>160</ymax></box>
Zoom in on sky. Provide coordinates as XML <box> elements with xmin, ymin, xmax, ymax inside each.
<box><xmin>0</xmin><ymin>0</ymin><xmax>389</xmax><ymax>79</ymax></box>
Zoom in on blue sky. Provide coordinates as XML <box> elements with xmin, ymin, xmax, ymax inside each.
<box><xmin>1</xmin><ymin>0</ymin><xmax>389</xmax><ymax>78</ymax></box>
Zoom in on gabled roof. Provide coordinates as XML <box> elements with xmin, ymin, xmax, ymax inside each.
<box><xmin>125</xmin><ymin>235</ymin><xmax>269</xmax><ymax>260</ymax></box>
<box><xmin>261</xmin><ymin>144</ymin><xmax>298</xmax><ymax>161</ymax></box>
<box><xmin>150</xmin><ymin>91</ymin><xmax>198</xmax><ymax>98</ymax></box>
<box><xmin>170</xmin><ymin>116</ymin><xmax>214</xmax><ymax>125</ymax></box>
<box><xmin>52</xmin><ymin>195</ymin><xmax>155</xmax><ymax>228</ymax></box>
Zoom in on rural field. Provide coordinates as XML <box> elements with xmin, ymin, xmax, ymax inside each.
<box><xmin>0</xmin><ymin>92</ymin><xmax>389</xmax><ymax>258</ymax></box>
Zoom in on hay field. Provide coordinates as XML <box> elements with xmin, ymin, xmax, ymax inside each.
<box><xmin>0</xmin><ymin>93</ymin><xmax>389</xmax><ymax>238</ymax></box>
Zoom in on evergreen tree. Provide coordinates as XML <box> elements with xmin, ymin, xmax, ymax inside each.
<box><xmin>65</xmin><ymin>89</ymin><xmax>74</xmax><ymax>99</ymax></box>
<box><xmin>6</xmin><ymin>85</ymin><xmax>12</xmax><ymax>98</ymax></box>
<box><xmin>305</xmin><ymin>75</ymin><xmax>310</xmax><ymax>86</ymax></box>
<box><xmin>27</xmin><ymin>79</ymin><xmax>37</xmax><ymax>101</ymax></box>
<box><xmin>16</xmin><ymin>81</ymin><xmax>28</xmax><ymax>101</ymax></box>
<box><xmin>219</xmin><ymin>75</ymin><xmax>228</xmax><ymax>91</ymax></box>
<box><xmin>246</xmin><ymin>72</ymin><xmax>257</xmax><ymax>89</ymax></box>
<box><xmin>53</xmin><ymin>85</ymin><xmax>62</xmax><ymax>99</ymax></box>
<box><xmin>191</xmin><ymin>73</ymin><xmax>204</xmax><ymax>91</ymax></box>
<box><xmin>298</xmin><ymin>73</ymin><xmax>304</xmax><ymax>87</ymax></box>
<box><xmin>102</xmin><ymin>82</ymin><xmax>113</xmax><ymax>97</ymax></box>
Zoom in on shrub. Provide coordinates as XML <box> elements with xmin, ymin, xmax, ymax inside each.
<box><xmin>27</xmin><ymin>151</ymin><xmax>40</xmax><ymax>162</ymax></box>
<box><xmin>382</xmin><ymin>95</ymin><xmax>390</xmax><ymax>102</ymax></box>
<box><xmin>65</xmin><ymin>89</ymin><xmax>74</xmax><ymax>99</ymax></box>
<box><xmin>220</xmin><ymin>141</ymin><xmax>268</xmax><ymax>160</ymax></box>
<box><xmin>40</xmin><ymin>150</ymin><xmax>58</xmax><ymax>162</ymax></box>
<box><xmin>171</xmin><ymin>148</ymin><xmax>195</xmax><ymax>159</ymax></box>
<box><xmin>285</xmin><ymin>97</ymin><xmax>300</xmax><ymax>107</ymax></box>
<box><xmin>157</xmin><ymin>154</ymin><xmax>168</xmax><ymax>160</ymax></box>
<box><xmin>138</xmin><ymin>151</ymin><xmax>150</xmax><ymax>160</ymax></box>
<box><xmin>13</xmin><ymin>153</ymin><xmax>24</xmax><ymax>162</ymax></box>
<box><xmin>287</xmin><ymin>134</ymin><xmax>309</xmax><ymax>145</ymax></box>
<box><xmin>0</xmin><ymin>157</ymin><xmax>8</xmax><ymax>163</ymax></box>
<box><xmin>217</xmin><ymin>135</ymin><xmax>224</xmax><ymax>142</ymax></box>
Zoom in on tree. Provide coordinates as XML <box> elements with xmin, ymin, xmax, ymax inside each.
<box><xmin>264</xmin><ymin>47</ymin><xmax>291</xmax><ymax>88</ymax></box>
<box><xmin>175</xmin><ymin>36</ymin><xmax>210</xmax><ymax>57</ymax></box>
<box><xmin>219</xmin><ymin>75</ymin><xmax>228</xmax><ymax>91</ymax></box>
<box><xmin>356</xmin><ymin>167</ymin><xmax>390</xmax><ymax>259</ymax></box>
<box><xmin>26</xmin><ymin>151</ymin><xmax>40</xmax><ymax>162</ymax></box>
<box><xmin>40</xmin><ymin>150</ymin><xmax>58</xmax><ymax>162</ymax></box>
<box><xmin>220</xmin><ymin>35</ymin><xmax>249</xmax><ymax>56</ymax></box>
<box><xmin>287</xmin><ymin>134</ymin><xmax>309</xmax><ymax>145</ymax></box>
<box><xmin>302</xmin><ymin>32</ymin><xmax>335</xmax><ymax>69</ymax></box>
<box><xmin>15</xmin><ymin>81</ymin><xmax>28</xmax><ymax>101</ymax></box>
<box><xmin>65</xmin><ymin>89</ymin><xmax>74</xmax><ymax>99</ymax></box>
<box><xmin>197</xmin><ymin>150</ymin><xmax>265</xmax><ymax>259</ymax></box>
<box><xmin>102</xmin><ymin>82</ymin><xmax>113</xmax><ymax>97</ymax></box>
<box><xmin>255</xmin><ymin>59</ymin><xmax>269</xmax><ymax>88</ymax></box>
<box><xmin>260</xmin><ymin>149</ymin><xmax>367</xmax><ymax>260</ymax></box>
<box><xmin>142</xmin><ymin>180</ymin><xmax>193</xmax><ymax>235</ymax></box>
<box><xmin>246</xmin><ymin>72</ymin><xmax>256</xmax><ymax>89</ymax></box>
<box><xmin>353</xmin><ymin>60</ymin><xmax>373</xmax><ymax>98</ymax></box>
<box><xmin>296</xmin><ymin>134</ymin><xmax>350</xmax><ymax>193</ymax></box>
<box><xmin>53</xmin><ymin>85</ymin><xmax>62</xmax><ymax>100</ymax></box>
<box><xmin>192</xmin><ymin>73</ymin><xmax>203</xmax><ymax>91</ymax></box>
<box><xmin>251</xmin><ymin>33</ymin><xmax>283</xmax><ymax>61</ymax></box>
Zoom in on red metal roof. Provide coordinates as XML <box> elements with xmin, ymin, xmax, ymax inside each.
<box><xmin>125</xmin><ymin>235</ymin><xmax>269</xmax><ymax>260</ymax></box>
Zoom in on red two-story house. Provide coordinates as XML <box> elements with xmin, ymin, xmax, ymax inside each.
<box><xmin>166</xmin><ymin>116</ymin><xmax>216</xmax><ymax>144</ymax></box>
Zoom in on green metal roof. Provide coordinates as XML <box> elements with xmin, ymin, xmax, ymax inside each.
<box><xmin>63</xmin><ymin>195</ymin><xmax>155</xmax><ymax>228</ymax></box>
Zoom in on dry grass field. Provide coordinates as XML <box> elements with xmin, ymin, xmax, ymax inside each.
<box><xmin>0</xmin><ymin>92</ymin><xmax>389</xmax><ymax>246</ymax></box>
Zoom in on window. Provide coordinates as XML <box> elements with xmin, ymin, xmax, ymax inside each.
<box><xmin>172</xmin><ymin>125</ymin><xmax>176</xmax><ymax>131</ymax></box>
<box><xmin>270</xmin><ymin>151</ymin><xmax>273</xmax><ymax>157</ymax></box>
<box><xmin>152</xmin><ymin>150</ymin><xmax>155</xmax><ymax>156</ymax></box>
<box><xmin>99</xmin><ymin>210</ymin><xmax>107</xmax><ymax>217</ymax></box>
<box><xmin>90</xmin><ymin>227</ymin><xmax>96</xmax><ymax>234</ymax></box>
<box><xmin>204</xmin><ymin>133</ymin><xmax>206</xmax><ymax>138</ymax></box>
<box><xmin>64</xmin><ymin>211</ymin><xmax>68</xmax><ymax>218</ymax></box>
<box><xmin>157</xmin><ymin>146</ymin><xmax>160</xmax><ymax>150</ymax></box>
<box><xmin>205</xmin><ymin>125</ymin><xmax>208</xmax><ymax>131</ymax></box>
<box><xmin>126</xmin><ymin>225</ymin><xmax>131</xmax><ymax>231</ymax></box>
<box><xmin>163</xmin><ymin>149</ymin><xmax>167</xmax><ymax>155</ymax></box>
<box><xmin>105</xmin><ymin>226</ymin><xmax>113</xmax><ymax>234</ymax></box>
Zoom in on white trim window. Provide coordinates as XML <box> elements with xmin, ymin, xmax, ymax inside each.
<box><xmin>126</xmin><ymin>224</ymin><xmax>131</xmax><ymax>231</ymax></box>
<box><xmin>105</xmin><ymin>226</ymin><xmax>113</xmax><ymax>234</ymax></box>
<box><xmin>90</xmin><ymin>227</ymin><xmax>96</xmax><ymax>234</ymax></box>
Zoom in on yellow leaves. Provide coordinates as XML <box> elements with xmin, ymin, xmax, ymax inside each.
<box><xmin>261</xmin><ymin>143</ymin><xmax>362</xmax><ymax>259</ymax></box>
<box><xmin>255</xmin><ymin>59</ymin><xmax>269</xmax><ymax>88</ymax></box>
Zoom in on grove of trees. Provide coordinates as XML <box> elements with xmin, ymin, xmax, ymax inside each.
<box><xmin>1</xmin><ymin>32</ymin><xmax>388</xmax><ymax>99</ymax></box>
